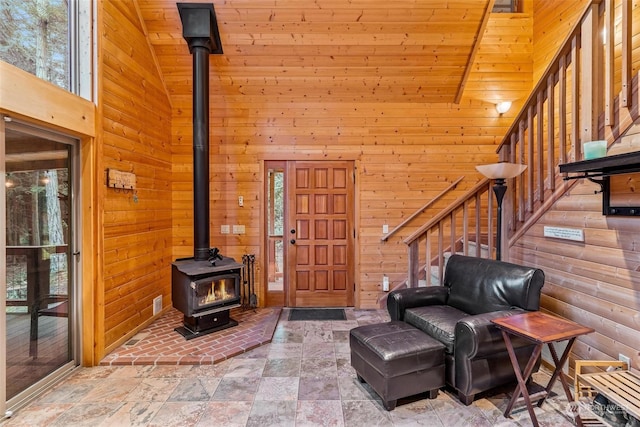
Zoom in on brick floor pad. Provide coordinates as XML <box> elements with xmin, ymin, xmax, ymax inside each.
<box><xmin>100</xmin><ymin>307</ymin><xmax>281</xmax><ymax>366</ymax></box>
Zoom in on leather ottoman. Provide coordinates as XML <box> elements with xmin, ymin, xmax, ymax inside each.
<box><xmin>350</xmin><ymin>320</ymin><xmax>445</xmax><ymax>410</ymax></box>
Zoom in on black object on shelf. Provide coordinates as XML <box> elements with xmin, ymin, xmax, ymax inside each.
<box><xmin>559</xmin><ymin>151</ymin><xmax>640</xmax><ymax>216</ymax></box>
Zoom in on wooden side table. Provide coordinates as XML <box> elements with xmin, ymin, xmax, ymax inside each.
<box><xmin>492</xmin><ymin>311</ymin><xmax>594</xmax><ymax>427</ymax></box>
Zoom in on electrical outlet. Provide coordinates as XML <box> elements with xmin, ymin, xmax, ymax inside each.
<box><xmin>382</xmin><ymin>224</ymin><xmax>389</xmax><ymax>234</ymax></box>
<box><xmin>382</xmin><ymin>275</ymin><xmax>390</xmax><ymax>292</ymax></box>
<box><xmin>238</xmin><ymin>196</ymin><xmax>244</xmax><ymax>207</ymax></box>
<box><xmin>153</xmin><ymin>295</ymin><xmax>162</xmax><ymax>316</ymax></box>
<box><xmin>619</xmin><ymin>353</ymin><xmax>631</xmax><ymax>367</ymax></box>
<box><xmin>233</xmin><ymin>224</ymin><xmax>245</xmax><ymax>234</ymax></box>
<box><xmin>221</xmin><ymin>224</ymin><xmax>230</xmax><ymax>234</ymax></box>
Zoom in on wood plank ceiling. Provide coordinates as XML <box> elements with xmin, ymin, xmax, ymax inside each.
<box><xmin>137</xmin><ymin>0</ymin><xmax>492</xmax><ymax>104</ymax></box>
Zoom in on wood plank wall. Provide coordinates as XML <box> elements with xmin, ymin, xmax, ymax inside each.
<box><xmin>511</xmin><ymin>134</ymin><xmax>640</xmax><ymax>372</ymax></box>
<box><xmin>509</xmin><ymin>0</ymin><xmax>640</xmax><ymax>371</ymax></box>
<box><xmin>531</xmin><ymin>0</ymin><xmax>591</xmax><ymax>82</ymax></box>
<box><xmin>98</xmin><ymin>0</ymin><xmax>173</xmax><ymax>356</ymax></box>
<box><xmin>169</xmin><ymin>10</ymin><xmax>534</xmax><ymax>309</ymax></box>
<box><xmin>465</xmin><ymin>6</ymin><xmax>533</xmax><ymax>105</ymax></box>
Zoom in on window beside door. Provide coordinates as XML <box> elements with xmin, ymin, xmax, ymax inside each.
<box><xmin>265</xmin><ymin>163</ymin><xmax>285</xmax><ymax>306</ymax></box>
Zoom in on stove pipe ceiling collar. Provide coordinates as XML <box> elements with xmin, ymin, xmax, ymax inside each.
<box><xmin>177</xmin><ymin>3</ymin><xmax>223</xmax><ymax>54</ymax></box>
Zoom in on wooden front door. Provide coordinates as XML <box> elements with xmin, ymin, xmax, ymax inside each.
<box><xmin>286</xmin><ymin>161</ymin><xmax>354</xmax><ymax>307</ymax></box>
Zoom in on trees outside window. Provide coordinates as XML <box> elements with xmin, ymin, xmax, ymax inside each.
<box><xmin>0</xmin><ymin>0</ymin><xmax>69</xmax><ymax>90</ymax></box>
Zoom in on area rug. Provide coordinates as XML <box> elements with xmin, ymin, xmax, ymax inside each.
<box><xmin>288</xmin><ymin>308</ymin><xmax>346</xmax><ymax>321</ymax></box>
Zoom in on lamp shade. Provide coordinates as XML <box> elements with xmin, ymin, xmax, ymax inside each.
<box><xmin>496</xmin><ymin>101</ymin><xmax>512</xmax><ymax>114</ymax></box>
<box><xmin>476</xmin><ymin>162</ymin><xmax>527</xmax><ymax>180</ymax></box>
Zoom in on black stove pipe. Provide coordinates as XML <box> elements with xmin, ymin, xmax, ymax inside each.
<box><xmin>177</xmin><ymin>3</ymin><xmax>223</xmax><ymax>261</ymax></box>
<box><xmin>192</xmin><ymin>45</ymin><xmax>210</xmax><ymax>261</ymax></box>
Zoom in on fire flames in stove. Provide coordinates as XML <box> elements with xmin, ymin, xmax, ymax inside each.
<box><xmin>200</xmin><ymin>278</ymin><xmax>236</xmax><ymax>306</ymax></box>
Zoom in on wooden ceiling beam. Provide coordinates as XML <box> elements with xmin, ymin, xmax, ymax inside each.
<box><xmin>454</xmin><ymin>0</ymin><xmax>495</xmax><ymax>104</ymax></box>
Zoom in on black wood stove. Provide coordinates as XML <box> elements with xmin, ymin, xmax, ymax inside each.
<box><xmin>172</xmin><ymin>255</ymin><xmax>243</xmax><ymax>338</ymax></box>
<box><xmin>171</xmin><ymin>3</ymin><xmax>240</xmax><ymax>339</ymax></box>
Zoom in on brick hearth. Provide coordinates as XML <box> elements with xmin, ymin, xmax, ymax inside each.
<box><xmin>100</xmin><ymin>307</ymin><xmax>281</xmax><ymax>366</ymax></box>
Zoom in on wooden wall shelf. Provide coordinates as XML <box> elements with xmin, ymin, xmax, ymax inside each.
<box><xmin>559</xmin><ymin>151</ymin><xmax>640</xmax><ymax>216</ymax></box>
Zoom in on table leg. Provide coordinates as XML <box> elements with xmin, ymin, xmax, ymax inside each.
<box><xmin>501</xmin><ymin>330</ymin><xmax>544</xmax><ymax>427</ymax></box>
<box><xmin>539</xmin><ymin>338</ymin><xmax>583</xmax><ymax>427</ymax></box>
<box><xmin>538</xmin><ymin>337</ymin><xmax>575</xmax><ymax>404</ymax></box>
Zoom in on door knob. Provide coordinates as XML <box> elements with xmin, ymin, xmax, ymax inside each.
<box><xmin>290</xmin><ymin>229</ymin><xmax>296</xmax><ymax>234</ymax></box>
<box><xmin>290</xmin><ymin>239</ymin><xmax>296</xmax><ymax>244</ymax></box>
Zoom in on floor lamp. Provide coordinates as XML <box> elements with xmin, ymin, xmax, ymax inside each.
<box><xmin>476</xmin><ymin>162</ymin><xmax>527</xmax><ymax>261</ymax></box>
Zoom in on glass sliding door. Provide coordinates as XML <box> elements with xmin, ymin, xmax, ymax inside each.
<box><xmin>3</xmin><ymin>119</ymin><xmax>78</xmax><ymax>407</ymax></box>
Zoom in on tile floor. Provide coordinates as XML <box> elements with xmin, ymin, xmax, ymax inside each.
<box><xmin>2</xmin><ymin>308</ymin><xmax>583</xmax><ymax>426</ymax></box>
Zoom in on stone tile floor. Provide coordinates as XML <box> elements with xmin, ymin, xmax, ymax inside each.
<box><xmin>2</xmin><ymin>308</ymin><xmax>586</xmax><ymax>426</ymax></box>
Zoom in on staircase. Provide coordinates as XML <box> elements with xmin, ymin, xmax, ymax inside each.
<box><xmin>403</xmin><ymin>0</ymin><xmax>640</xmax><ymax>290</ymax></box>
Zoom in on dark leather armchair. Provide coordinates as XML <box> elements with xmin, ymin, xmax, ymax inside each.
<box><xmin>387</xmin><ymin>254</ymin><xmax>545</xmax><ymax>405</ymax></box>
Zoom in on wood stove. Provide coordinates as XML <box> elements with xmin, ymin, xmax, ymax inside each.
<box><xmin>171</xmin><ymin>3</ymin><xmax>239</xmax><ymax>339</ymax></box>
<box><xmin>172</xmin><ymin>256</ymin><xmax>243</xmax><ymax>338</ymax></box>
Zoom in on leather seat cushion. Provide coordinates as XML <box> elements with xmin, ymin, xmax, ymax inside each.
<box><xmin>350</xmin><ymin>321</ymin><xmax>445</xmax><ymax>378</ymax></box>
<box><xmin>404</xmin><ymin>305</ymin><xmax>468</xmax><ymax>354</ymax></box>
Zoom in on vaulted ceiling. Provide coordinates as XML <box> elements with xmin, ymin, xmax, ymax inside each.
<box><xmin>137</xmin><ymin>0</ymin><xmax>494</xmax><ymax>105</ymax></box>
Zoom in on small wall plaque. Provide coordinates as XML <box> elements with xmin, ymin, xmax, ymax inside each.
<box><xmin>543</xmin><ymin>226</ymin><xmax>584</xmax><ymax>242</ymax></box>
<box><xmin>107</xmin><ymin>169</ymin><xmax>136</xmax><ymax>190</ymax></box>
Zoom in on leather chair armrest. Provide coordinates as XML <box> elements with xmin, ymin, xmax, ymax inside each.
<box><xmin>387</xmin><ymin>287</ymin><xmax>448</xmax><ymax>321</ymax></box>
<box><xmin>454</xmin><ymin>309</ymin><xmax>531</xmax><ymax>359</ymax></box>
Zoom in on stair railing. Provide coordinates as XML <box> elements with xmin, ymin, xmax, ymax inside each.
<box><xmin>404</xmin><ymin>179</ymin><xmax>493</xmax><ymax>287</ymax></box>
<box><xmin>404</xmin><ymin>0</ymin><xmax>640</xmax><ymax>289</ymax></box>
<box><xmin>497</xmin><ymin>0</ymin><xmax>638</xmax><ymax>245</ymax></box>
<box><xmin>381</xmin><ymin>176</ymin><xmax>464</xmax><ymax>242</ymax></box>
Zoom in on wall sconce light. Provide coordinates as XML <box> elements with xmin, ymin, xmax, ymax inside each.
<box><xmin>476</xmin><ymin>162</ymin><xmax>527</xmax><ymax>260</ymax></box>
<box><xmin>496</xmin><ymin>101</ymin><xmax>512</xmax><ymax>114</ymax></box>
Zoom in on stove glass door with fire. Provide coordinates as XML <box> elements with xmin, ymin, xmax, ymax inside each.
<box><xmin>193</xmin><ymin>273</ymin><xmax>240</xmax><ymax>312</ymax></box>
